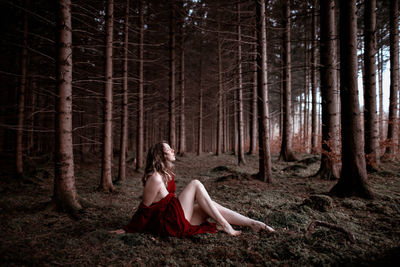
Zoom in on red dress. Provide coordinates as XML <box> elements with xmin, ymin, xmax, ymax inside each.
<box><xmin>123</xmin><ymin>175</ymin><xmax>216</xmax><ymax>237</ymax></box>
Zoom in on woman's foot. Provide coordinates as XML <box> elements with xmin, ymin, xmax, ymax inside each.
<box><xmin>250</xmin><ymin>220</ymin><xmax>275</xmax><ymax>233</ymax></box>
<box><xmin>217</xmin><ymin>223</ymin><xmax>242</xmax><ymax>236</ymax></box>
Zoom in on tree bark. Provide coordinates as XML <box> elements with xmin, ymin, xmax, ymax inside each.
<box><xmin>29</xmin><ymin>81</ymin><xmax>36</xmax><ymax>156</ymax></box>
<box><xmin>169</xmin><ymin>0</ymin><xmax>176</xmax><ymax>149</ymax></box>
<box><xmin>53</xmin><ymin>0</ymin><xmax>81</xmax><ymax>212</ymax></box>
<box><xmin>237</xmin><ymin>2</ymin><xmax>246</xmax><ymax>165</ymax></box>
<box><xmin>197</xmin><ymin>44</ymin><xmax>203</xmax><ymax>156</ymax></box>
<box><xmin>233</xmin><ymin>80</ymin><xmax>238</xmax><ymax>156</ymax></box>
<box><xmin>216</xmin><ymin>12</ymin><xmax>223</xmax><ymax>156</ymax></box>
<box><xmin>330</xmin><ymin>0</ymin><xmax>373</xmax><ymax>199</ymax></box>
<box><xmin>304</xmin><ymin>32</ymin><xmax>310</xmax><ymax>153</ymax></box>
<box><xmin>250</xmin><ymin>29</ymin><xmax>258</xmax><ymax>155</ymax></box>
<box><xmin>363</xmin><ymin>0</ymin><xmax>380</xmax><ymax>170</ymax></box>
<box><xmin>223</xmin><ymin>86</ymin><xmax>228</xmax><ymax>153</ymax></box>
<box><xmin>100</xmin><ymin>0</ymin><xmax>115</xmax><ymax>192</ymax></box>
<box><xmin>136</xmin><ymin>0</ymin><xmax>144</xmax><ymax>169</ymax></box>
<box><xmin>279</xmin><ymin>0</ymin><xmax>297</xmax><ymax>162</ymax></box>
<box><xmin>385</xmin><ymin>0</ymin><xmax>399</xmax><ymax>156</ymax></box>
<box><xmin>311</xmin><ymin>0</ymin><xmax>318</xmax><ymax>154</ymax></box>
<box><xmin>118</xmin><ymin>0</ymin><xmax>129</xmax><ymax>181</ymax></box>
<box><xmin>378</xmin><ymin>31</ymin><xmax>384</xmax><ymax>143</ymax></box>
<box><xmin>16</xmin><ymin>0</ymin><xmax>29</xmax><ymax>178</ymax></box>
<box><xmin>313</xmin><ymin>0</ymin><xmax>340</xmax><ymax>180</ymax></box>
<box><xmin>256</xmin><ymin>0</ymin><xmax>273</xmax><ymax>183</ymax></box>
<box><xmin>280</xmin><ymin>50</ymin><xmax>283</xmax><ymax>138</ymax></box>
<box><xmin>178</xmin><ymin>3</ymin><xmax>186</xmax><ymax>156</ymax></box>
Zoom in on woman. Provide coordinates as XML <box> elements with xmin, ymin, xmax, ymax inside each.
<box><xmin>111</xmin><ymin>141</ymin><xmax>275</xmax><ymax>237</ymax></box>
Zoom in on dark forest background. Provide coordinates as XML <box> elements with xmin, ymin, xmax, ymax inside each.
<box><xmin>0</xmin><ymin>0</ymin><xmax>399</xmax><ymax>265</ymax></box>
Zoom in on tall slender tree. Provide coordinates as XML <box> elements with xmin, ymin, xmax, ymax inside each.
<box><xmin>223</xmin><ymin>86</ymin><xmax>228</xmax><ymax>153</ymax></box>
<box><xmin>330</xmin><ymin>0</ymin><xmax>373</xmax><ymax>198</ymax></box>
<box><xmin>237</xmin><ymin>2</ymin><xmax>246</xmax><ymax>165</ymax></box>
<box><xmin>279</xmin><ymin>0</ymin><xmax>297</xmax><ymax>161</ymax></box>
<box><xmin>178</xmin><ymin>0</ymin><xmax>186</xmax><ymax>156</ymax></box>
<box><xmin>364</xmin><ymin>0</ymin><xmax>380</xmax><ymax>170</ymax></box>
<box><xmin>53</xmin><ymin>0</ymin><xmax>81</xmax><ymax>212</ymax></box>
<box><xmin>197</xmin><ymin>42</ymin><xmax>203</xmax><ymax>156</ymax></box>
<box><xmin>256</xmin><ymin>0</ymin><xmax>273</xmax><ymax>183</ymax></box>
<box><xmin>233</xmin><ymin>80</ymin><xmax>238</xmax><ymax>156</ymax></box>
<box><xmin>117</xmin><ymin>0</ymin><xmax>130</xmax><ymax>181</ymax></box>
<box><xmin>169</xmin><ymin>0</ymin><xmax>176</xmax><ymax>149</ymax></box>
<box><xmin>310</xmin><ymin>0</ymin><xmax>318</xmax><ymax>153</ymax></box>
<box><xmin>216</xmin><ymin>9</ymin><xmax>223</xmax><ymax>156</ymax></box>
<box><xmin>303</xmin><ymin>32</ymin><xmax>310</xmax><ymax>152</ymax></box>
<box><xmin>100</xmin><ymin>0</ymin><xmax>115</xmax><ymax>192</ymax></box>
<box><xmin>16</xmin><ymin>0</ymin><xmax>29</xmax><ymax>178</ymax></box>
<box><xmin>378</xmin><ymin>31</ymin><xmax>384</xmax><ymax>142</ymax></box>
<box><xmin>313</xmin><ymin>0</ymin><xmax>340</xmax><ymax>180</ymax></box>
<box><xmin>250</xmin><ymin>29</ymin><xmax>258</xmax><ymax>155</ymax></box>
<box><xmin>136</xmin><ymin>0</ymin><xmax>144</xmax><ymax>169</ymax></box>
<box><xmin>385</xmin><ymin>0</ymin><xmax>399</xmax><ymax>156</ymax></box>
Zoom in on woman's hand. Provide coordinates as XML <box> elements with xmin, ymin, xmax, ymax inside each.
<box><xmin>109</xmin><ymin>229</ymin><xmax>125</xmax><ymax>234</ymax></box>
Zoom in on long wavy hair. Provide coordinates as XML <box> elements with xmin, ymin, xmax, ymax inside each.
<box><xmin>142</xmin><ymin>141</ymin><xmax>173</xmax><ymax>186</ymax></box>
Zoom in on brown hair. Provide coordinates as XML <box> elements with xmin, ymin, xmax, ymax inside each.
<box><xmin>142</xmin><ymin>141</ymin><xmax>173</xmax><ymax>186</ymax></box>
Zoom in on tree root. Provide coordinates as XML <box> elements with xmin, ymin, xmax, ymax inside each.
<box><xmin>306</xmin><ymin>220</ymin><xmax>356</xmax><ymax>243</ymax></box>
<box><xmin>310</xmin><ymin>166</ymin><xmax>339</xmax><ymax>180</ymax></box>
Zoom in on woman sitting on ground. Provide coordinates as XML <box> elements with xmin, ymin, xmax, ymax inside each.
<box><xmin>111</xmin><ymin>141</ymin><xmax>275</xmax><ymax>237</ymax></box>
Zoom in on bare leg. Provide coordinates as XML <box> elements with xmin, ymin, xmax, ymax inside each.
<box><xmin>212</xmin><ymin>201</ymin><xmax>275</xmax><ymax>232</ymax></box>
<box><xmin>178</xmin><ymin>180</ymin><xmax>241</xmax><ymax>236</ymax></box>
<box><xmin>191</xmin><ymin>201</ymin><xmax>274</xmax><ymax>232</ymax></box>
<box><xmin>189</xmin><ymin>204</ymin><xmax>208</xmax><ymax>225</ymax></box>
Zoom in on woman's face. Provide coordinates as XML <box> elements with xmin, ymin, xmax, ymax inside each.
<box><xmin>163</xmin><ymin>143</ymin><xmax>176</xmax><ymax>162</ymax></box>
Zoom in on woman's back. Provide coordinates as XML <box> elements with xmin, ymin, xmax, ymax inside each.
<box><xmin>142</xmin><ymin>172</ymin><xmax>174</xmax><ymax>206</ymax></box>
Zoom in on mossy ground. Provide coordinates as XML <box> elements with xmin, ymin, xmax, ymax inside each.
<box><xmin>1</xmin><ymin>153</ymin><xmax>399</xmax><ymax>266</ymax></box>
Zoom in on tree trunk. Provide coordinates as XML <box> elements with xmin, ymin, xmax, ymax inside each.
<box><xmin>313</xmin><ymin>0</ymin><xmax>340</xmax><ymax>180</ymax></box>
<box><xmin>250</xmin><ymin>29</ymin><xmax>258</xmax><ymax>155</ymax></box>
<box><xmin>100</xmin><ymin>0</ymin><xmax>115</xmax><ymax>192</ymax></box>
<box><xmin>178</xmin><ymin>5</ymin><xmax>186</xmax><ymax>156</ymax></box>
<box><xmin>280</xmin><ymin>51</ymin><xmax>283</xmax><ymax>138</ymax></box>
<box><xmin>311</xmin><ymin>0</ymin><xmax>318</xmax><ymax>154</ymax></box>
<box><xmin>117</xmin><ymin>0</ymin><xmax>129</xmax><ymax>181</ymax></box>
<box><xmin>136</xmin><ymin>0</ymin><xmax>144</xmax><ymax>169</ymax></box>
<box><xmin>304</xmin><ymin>32</ymin><xmax>310</xmax><ymax>153</ymax></box>
<box><xmin>169</xmin><ymin>0</ymin><xmax>176</xmax><ymax>149</ymax></box>
<box><xmin>363</xmin><ymin>0</ymin><xmax>380</xmax><ymax>170</ymax></box>
<box><xmin>16</xmin><ymin>0</ymin><xmax>29</xmax><ymax>178</ymax></box>
<box><xmin>279</xmin><ymin>0</ymin><xmax>297</xmax><ymax>162</ymax></box>
<box><xmin>223</xmin><ymin>87</ymin><xmax>228</xmax><ymax>153</ymax></box>
<box><xmin>197</xmin><ymin>45</ymin><xmax>203</xmax><ymax>156</ymax></box>
<box><xmin>330</xmin><ymin>0</ymin><xmax>373</xmax><ymax>199</ymax></box>
<box><xmin>216</xmin><ymin>13</ymin><xmax>223</xmax><ymax>156</ymax></box>
<box><xmin>237</xmin><ymin>2</ymin><xmax>246</xmax><ymax>165</ymax></box>
<box><xmin>385</xmin><ymin>0</ymin><xmax>399</xmax><ymax>156</ymax></box>
<box><xmin>29</xmin><ymin>81</ymin><xmax>36</xmax><ymax>156</ymax></box>
<box><xmin>303</xmin><ymin>30</ymin><xmax>310</xmax><ymax>152</ymax></box>
<box><xmin>256</xmin><ymin>0</ymin><xmax>273</xmax><ymax>183</ymax></box>
<box><xmin>378</xmin><ymin>31</ymin><xmax>384</xmax><ymax>143</ymax></box>
<box><xmin>233</xmin><ymin>81</ymin><xmax>238</xmax><ymax>156</ymax></box>
<box><xmin>53</xmin><ymin>0</ymin><xmax>81</xmax><ymax>212</ymax></box>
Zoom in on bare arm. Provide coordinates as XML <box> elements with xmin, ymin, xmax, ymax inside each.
<box><xmin>142</xmin><ymin>173</ymin><xmax>169</xmax><ymax>206</ymax></box>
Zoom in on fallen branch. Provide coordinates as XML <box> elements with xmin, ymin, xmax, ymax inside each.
<box><xmin>306</xmin><ymin>220</ymin><xmax>356</xmax><ymax>243</ymax></box>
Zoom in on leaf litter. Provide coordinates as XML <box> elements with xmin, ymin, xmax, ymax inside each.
<box><xmin>0</xmin><ymin>153</ymin><xmax>399</xmax><ymax>266</ymax></box>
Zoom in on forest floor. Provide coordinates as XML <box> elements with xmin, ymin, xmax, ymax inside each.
<box><xmin>1</xmin><ymin>152</ymin><xmax>400</xmax><ymax>266</ymax></box>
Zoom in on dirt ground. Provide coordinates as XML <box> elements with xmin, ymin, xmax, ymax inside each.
<box><xmin>1</xmin><ymin>152</ymin><xmax>400</xmax><ymax>266</ymax></box>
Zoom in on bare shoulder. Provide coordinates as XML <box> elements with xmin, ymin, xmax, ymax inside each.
<box><xmin>144</xmin><ymin>172</ymin><xmax>165</xmax><ymax>189</ymax></box>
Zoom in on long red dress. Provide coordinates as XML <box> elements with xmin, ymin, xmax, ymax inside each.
<box><xmin>123</xmin><ymin>175</ymin><xmax>216</xmax><ymax>237</ymax></box>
